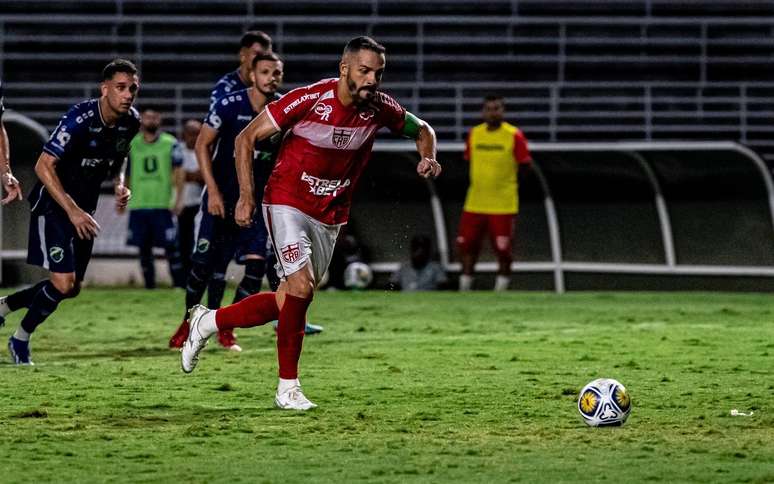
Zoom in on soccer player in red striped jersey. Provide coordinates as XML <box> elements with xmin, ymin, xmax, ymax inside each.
<box><xmin>181</xmin><ymin>36</ymin><xmax>441</xmax><ymax>410</ymax></box>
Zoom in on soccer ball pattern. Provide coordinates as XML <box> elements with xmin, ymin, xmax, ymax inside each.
<box><xmin>578</xmin><ymin>378</ymin><xmax>631</xmax><ymax>427</ymax></box>
<box><xmin>343</xmin><ymin>262</ymin><xmax>373</xmax><ymax>289</ymax></box>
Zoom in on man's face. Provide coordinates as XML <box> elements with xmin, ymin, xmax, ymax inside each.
<box><xmin>240</xmin><ymin>42</ymin><xmax>269</xmax><ymax>71</ymax></box>
<box><xmin>341</xmin><ymin>49</ymin><xmax>385</xmax><ymax>105</ymax></box>
<box><xmin>251</xmin><ymin>60</ymin><xmax>283</xmax><ymax>97</ymax></box>
<box><xmin>101</xmin><ymin>72</ymin><xmax>139</xmax><ymax>114</ymax></box>
<box><xmin>482</xmin><ymin>99</ymin><xmax>505</xmax><ymax>126</ymax></box>
<box><xmin>141</xmin><ymin>110</ymin><xmax>161</xmax><ymax>134</ymax></box>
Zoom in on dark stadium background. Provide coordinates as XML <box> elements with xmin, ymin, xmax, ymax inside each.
<box><xmin>1</xmin><ymin>0</ymin><xmax>773</xmax><ymax>291</ymax></box>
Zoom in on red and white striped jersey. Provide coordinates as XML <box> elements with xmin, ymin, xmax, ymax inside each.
<box><xmin>264</xmin><ymin>78</ymin><xmax>406</xmax><ymax>224</ymax></box>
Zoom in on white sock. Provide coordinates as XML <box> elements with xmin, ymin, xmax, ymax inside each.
<box><xmin>13</xmin><ymin>326</ymin><xmax>31</xmax><ymax>342</ymax></box>
<box><xmin>459</xmin><ymin>274</ymin><xmax>473</xmax><ymax>291</ymax></box>
<box><xmin>198</xmin><ymin>310</ymin><xmax>218</xmax><ymax>337</ymax></box>
<box><xmin>278</xmin><ymin>377</ymin><xmax>300</xmax><ymax>394</ymax></box>
<box><xmin>0</xmin><ymin>296</ymin><xmax>10</xmax><ymax>317</ymax></box>
<box><xmin>494</xmin><ymin>275</ymin><xmax>510</xmax><ymax>291</ymax></box>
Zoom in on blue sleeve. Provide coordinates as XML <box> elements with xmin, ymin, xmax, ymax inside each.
<box><xmin>204</xmin><ymin>98</ymin><xmax>227</xmax><ymax>132</ymax></box>
<box><xmin>42</xmin><ymin>105</ymin><xmax>88</xmax><ymax>160</ymax></box>
<box><xmin>209</xmin><ymin>80</ymin><xmax>231</xmax><ymax>110</ymax></box>
<box><xmin>171</xmin><ymin>142</ymin><xmax>184</xmax><ymax>168</ymax></box>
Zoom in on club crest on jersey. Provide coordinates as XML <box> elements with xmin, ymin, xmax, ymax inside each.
<box><xmin>281</xmin><ymin>243</ymin><xmax>301</xmax><ymax>263</ymax></box>
<box><xmin>314</xmin><ymin>103</ymin><xmax>333</xmax><ymax>121</ymax></box>
<box><xmin>332</xmin><ymin>128</ymin><xmax>353</xmax><ymax>149</ymax></box>
<box><xmin>49</xmin><ymin>246</ymin><xmax>64</xmax><ymax>263</ymax></box>
<box><xmin>197</xmin><ymin>238</ymin><xmax>210</xmax><ymax>253</ymax></box>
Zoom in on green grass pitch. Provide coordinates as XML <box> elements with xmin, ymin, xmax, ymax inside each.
<box><xmin>0</xmin><ymin>289</ymin><xmax>772</xmax><ymax>483</ymax></box>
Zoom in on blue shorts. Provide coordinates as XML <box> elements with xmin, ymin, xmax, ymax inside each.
<box><xmin>191</xmin><ymin>195</ymin><xmax>268</xmax><ymax>267</ymax></box>
<box><xmin>127</xmin><ymin>209</ymin><xmax>177</xmax><ymax>248</ymax></box>
<box><xmin>27</xmin><ymin>207</ymin><xmax>94</xmax><ymax>279</ymax></box>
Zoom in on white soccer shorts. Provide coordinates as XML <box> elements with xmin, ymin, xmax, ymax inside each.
<box><xmin>263</xmin><ymin>204</ymin><xmax>342</xmax><ymax>283</ymax></box>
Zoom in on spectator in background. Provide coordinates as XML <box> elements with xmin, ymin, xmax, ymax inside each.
<box><xmin>456</xmin><ymin>95</ymin><xmax>532</xmax><ymax>291</ymax></box>
<box><xmin>123</xmin><ymin>108</ymin><xmax>186</xmax><ymax>289</ymax></box>
<box><xmin>389</xmin><ymin>234</ymin><xmax>448</xmax><ymax>291</ymax></box>
<box><xmin>0</xmin><ymin>79</ymin><xmax>23</xmax><ymax>205</ymax></box>
<box><xmin>173</xmin><ymin>119</ymin><xmax>203</xmax><ymax>276</ymax></box>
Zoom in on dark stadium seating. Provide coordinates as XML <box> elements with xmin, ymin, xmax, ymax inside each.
<box><xmin>2</xmin><ymin>0</ymin><xmax>774</xmax><ymax>156</ymax></box>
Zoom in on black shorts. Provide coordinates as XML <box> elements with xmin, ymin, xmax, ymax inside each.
<box><xmin>27</xmin><ymin>207</ymin><xmax>94</xmax><ymax>280</ymax></box>
<box><xmin>191</xmin><ymin>193</ymin><xmax>268</xmax><ymax>267</ymax></box>
<box><xmin>127</xmin><ymin>208</ymin><xmax>177</xmax><ymax>248</ymax></box>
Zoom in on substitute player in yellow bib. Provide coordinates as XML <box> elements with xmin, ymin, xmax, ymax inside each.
<box><xmin>457</xmin><ymin>95</ymin><xmax>532</xmax><ymax>291</ymax></box>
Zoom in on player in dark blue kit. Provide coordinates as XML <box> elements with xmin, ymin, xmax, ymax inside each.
<box><xmin>0</xmin><ymin>60</ymin><xmax>139</xmax><ymax>364</ymax></box>
<box><xmin>209</xmin><ymin>31</ymin><xmax>272</xmax><ymax>109</ymax></box>
<box><xmin>169</xmin><ymin>53</ymin><xmax>284</xmax><ymax>351</ymax></box>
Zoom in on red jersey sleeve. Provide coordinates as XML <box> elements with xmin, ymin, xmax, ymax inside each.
<box><xmin>374</xmin><ymin>91</ymin><xmax>406</xmax><ymax>134</ymax></box>
<box><xmin>266</xmin><ymin>83</ymin><xmax>324</xmax><ymax>131</ymax></box>
<box><xmin>513</xmin><ymin>129</ymin><xmax>532</xmax><ymax>164</ymax></box>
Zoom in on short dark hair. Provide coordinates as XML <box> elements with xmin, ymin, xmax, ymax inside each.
<box><xmin>251</xmin><ymin>52</ymin><xmax>281</xmax><ymax>69</ymax></box>
<box><xmin>483</xmin><ymin>94</ymin><xmax>505</xmax><ymax>104</ymax></box>
<box><xmin>241</xmin><ymin>30</ymin><xmax>272</xmax><ymax>50</ymax></box>
<box><xmin>343</xmin><ymin>36</ymin><xmax>386</xmax><ymax>56</ymax></box>
<box><xmin>102</xmin><ymin>59</ymin><xmax>138</xmax><ymax>81</ymax></box>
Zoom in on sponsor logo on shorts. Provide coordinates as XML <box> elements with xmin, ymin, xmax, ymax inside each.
<box><xmin>49</xmin><ymin>246</ymin><xmax>64</xmax><ymax>263</ymax></box>
<box><xmin>197</xmin><ymin>238</ymin><xmax>210</xmax><ymax>253</ymax></box>
<box><xmin>332</xmin><ymin>128</ymin><xmax>353</xmax><ymax>149</ymax></box>
<box><xmin>281</xmin><ymin>243</ymin><xmax>301</xmax><ymax>263</ymax></box>
<box><xmin>301</xmin><ymin>171</ymin><xmax>351</xmax><ymax>197</ymax></box>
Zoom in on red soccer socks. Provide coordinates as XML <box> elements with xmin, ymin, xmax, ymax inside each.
<box><xmin>215</xmin><ymin>292</ymin><xmax>279</xmax><ymax>330</ymax></box>
<box><xmin>276</xmin><ymin>294</ymin><xmax>312</xmax><ymax>379</ymax></box>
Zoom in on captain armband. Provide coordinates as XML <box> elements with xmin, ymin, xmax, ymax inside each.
<box><xmin>402</xmin><ymin>111</ymin><xmax>423</xmax><ymax>139</ymax></box>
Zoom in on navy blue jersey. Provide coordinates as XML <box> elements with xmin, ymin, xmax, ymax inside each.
<box><xmin>30</xmin><ymin>99</ymin><xmax>140</xmax><ymax>214</ymax></box>
<box><xmin>209</xmin><ymin>69</ymin><xmax>248</xmax><ymax>109</ymax></box>
<box><xmin>203</xmin><ymin>89</ymin><xmax>280</xmax><ymax>207</ymax></box>
<box><xmin>0</xmin><ymin>80</ymin><xmax>5</xmax><ymax>117</ymax></box>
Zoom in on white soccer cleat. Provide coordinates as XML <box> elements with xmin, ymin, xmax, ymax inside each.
<box><xmin>180</xmin><ymin>304</ymin><xmax>214</xmax><ymax>373</ymax></box>
<box><xmin>275</xmin><ymin>383</ymin><xmax>318</xmax><ymax>411</ymax></box>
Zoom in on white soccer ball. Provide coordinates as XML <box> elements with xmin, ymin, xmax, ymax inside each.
<box><xmin>577</xmin><ymin>378</ymin><xmax>631</xmax><ymax>427</ymax></box>
<box><xmin>343</xmin><ymin>262</ymin><xmax>373</xmax><ymax>289</ymax></box>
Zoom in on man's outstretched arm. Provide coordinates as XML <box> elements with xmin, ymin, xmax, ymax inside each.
<box><xmin>234</xmin><ymin>109</ymin><xmax>280</xmax><ymax>226</ymax></box>
<box><xmin>403</xmin><ymin>111</ymin><xmax>441</xmax><ymax>179</ymax></box>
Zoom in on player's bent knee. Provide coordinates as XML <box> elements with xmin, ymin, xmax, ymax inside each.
<box><xmin>67</xmin><ymin>281</ymin><xmax>82</xmax><ymax>299</ymax></box>
<box><xmin>50</xmin><ymin>273</ymin><xmax>77</xmax><ymax>297</ymax></box>
<box><xmin>285</xmin><ymin>272</ymin><xmax>315</xmax><ymax>299</ymax></box>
